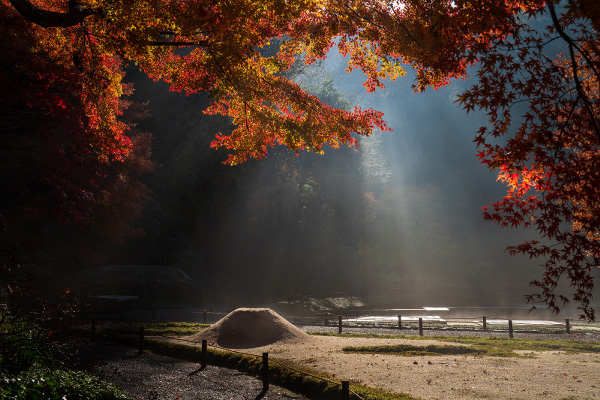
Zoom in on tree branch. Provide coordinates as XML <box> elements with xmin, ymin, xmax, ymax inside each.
<box><xmin>9</xmin><ymin>0</ymin><xmax>98</xmax><ymax>28</ymax></box>
<box><xmin>147</xmin><ymin>41</ymin><xmax>209</xmax><ymax>47</ymax></box>
<box><xmin>548</xmin><ymin>1</ymin><xmax>600</xmax><ymax>143</ymax></box>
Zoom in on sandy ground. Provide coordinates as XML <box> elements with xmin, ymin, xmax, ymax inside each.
<box><xmin>218</xmin><ymin>334</ymin><xmax>600</xmax><ymax>400</ymax></box>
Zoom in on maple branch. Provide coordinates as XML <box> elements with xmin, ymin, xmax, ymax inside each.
<box><xmin>548</xmin><ymin>2</ymin><xmax>600</xmax><ymax>142</ymax></box>
<box><xmin>566</xmin><ymin>42</ymin><xmax>600</xmax><ymax>141</ymax></box>
<box><xmin>206</xmin><ymin>46</ymin><xmax>240</xmax><ymax>93</ymax></box>
<box><xmin>542</xmin><ymin>95</ymin><xmax>580</xmax><ymax>198</ymax></box>
<box><xmin>548</xmin><ymin>2</ymin><xmax>600</xmax><ymax>82</ymax></box>
<box><xmin>345</xmin><ymin>3</ymin><xmax>422</xmax><ymax>48</ymax></box>
<box><xmin>8</xmin><ymin>0</ymin><xmax>99</xmax><ymax>28</ymax></box>
<box><xmin>147</xmin><ymin>41</ymin><xmax>209</xmax><ymax>47</ymax></box>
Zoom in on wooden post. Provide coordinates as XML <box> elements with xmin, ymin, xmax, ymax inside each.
<box><xmin>565</xmin><ymin>318</ymin><xmax>570</xmax><ymax>334</ymax></box>
<box><xmin>325</xmin><ymin>316</ymin><xmax>329</xmax><ymax>326</ymax></box>
<box><xmin>342</xmin><ymin>381</ymin><xmax>350</xmax><ymax>400</ymax></box>
<box><xmin>418</xmin><ymin>318</ymin><xmax>423</xmax><ymax>336</ymax></box>
<box><xmin>203</xmin><ymin>310</ymin><xmax>207</xmax><ymax>324</ymax></box>
<box><xmin>482</xmin><ymin>316</ymin><xmax>487</xmax><ymax>331</ymax></box>
<box><xmin>201</xmin><ymin>340</ymin><xmax>207</xmax><ymax>370</ymax></box>
<box><xmin>139</xmin><ymin>326</ymin><xmax>144</xmax><ymax>355</ymax></box>
<box><xmin>262</xmin><ymin>352</ymin><xmax>269</xmax><ymax>393</ymax></box>
<box><xmin>508</xmin><ymin>320</ymin><xmax>513</xmax><ymax>338</ymax></box>
<box><xmin>397</xmin><ymin>315</ymin><xmax>402</xmax><ymax>330</ymax></box>
<box><xmin>149</xmin><ymin>284</ymin><xmax>155</xmax><ymax>320</ymax></box>
<box><xmin>338</xmin><ymin>315</ymin><xmax>343</xmax><ymax>334</ymax></box>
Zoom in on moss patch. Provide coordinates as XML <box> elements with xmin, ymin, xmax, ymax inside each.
<box><xmin>344</xmin><ymin>343</ymin><xmax>485</xmax><ymax>357</ymax></box>
<box><xmin>102</xmin><ymin>321</ymin><xmax>209</xmax><ymax>337</ymax></box>
<box><xmin>311</xmin><ymin>331</ymin><xmax>600</xmax><ymax>357</ymax></box>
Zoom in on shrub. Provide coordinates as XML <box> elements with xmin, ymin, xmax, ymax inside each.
<box><xmin>0</xmin><ymin>311</ymin><xmax>53</xmax><ymax>374</ymax></box>
<box><xmin>0</xmin><ymin>366</ymin><xmax>129</xmax><ymax>399</ymax></box>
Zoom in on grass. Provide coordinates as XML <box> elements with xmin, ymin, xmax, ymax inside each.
<box><xmin>311</xmin><ymin>331</ymin><xmax>600</xmax><ymax>358</ymax></box>
<box><xmin>101</xmin><ymin>321</ymin><xmax>209</xmax><ymax>337</ymax></box>
<box><xmin>439</xmin><ymin>335</ymin><xmax>600</xmax><ymax>356</ymax></box>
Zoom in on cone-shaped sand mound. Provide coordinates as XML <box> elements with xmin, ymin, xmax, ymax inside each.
<box><xmin>191</xmin><ymin>308</ymin><xmax>308</xmax><ymax>348</ymax></box>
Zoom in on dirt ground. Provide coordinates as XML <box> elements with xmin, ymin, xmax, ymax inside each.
<box><xmin>221</xmin><ymin>334</ymin><xmax>600</xmax><ymax>400</ymax></box>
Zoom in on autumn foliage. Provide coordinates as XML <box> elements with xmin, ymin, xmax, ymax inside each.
<box><xmin>3</xmin><ymin>0</ymin><xmax>600</xmax><ymax>318</ymax></box>
<box><xmin>456</xmin><ymin>1</ymin><xmax>600</xmax><ymax>320</ymax></box>
<box><xmin>0</xmin><ymin>1</ymin><xmax>153</xmax><ymax>271</ymax></box>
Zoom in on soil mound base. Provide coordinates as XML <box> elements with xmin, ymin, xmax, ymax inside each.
<box><xmin>191</xmin><ymin>308</ymin><xmax>308</xmax><ymax>348</ymax></box>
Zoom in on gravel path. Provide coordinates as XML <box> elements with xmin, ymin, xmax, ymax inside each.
<box><xmin>66</xmin><ymin>340</ymin><xmax>312</xmax><ymax>400</ymax></box>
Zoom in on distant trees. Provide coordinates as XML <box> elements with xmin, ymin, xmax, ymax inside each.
<box><xmin>110</xmin><ymin>74</ymin><xmax>372</xmax><ymax>301</ymax></box>
<box><xmin>3</xmin><ymin>0</ymin><xmax>600</xmax><ymax>318</ymax></box>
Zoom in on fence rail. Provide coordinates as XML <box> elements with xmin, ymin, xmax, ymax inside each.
<box><xmin>99</xmin><ymin>307</ymin><xmax>596</xmax><ymax>336</ymax></box>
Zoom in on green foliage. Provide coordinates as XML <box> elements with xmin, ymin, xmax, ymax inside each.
<box><xmin>0</xmin><ymin>313</ymin><xmax>52</xmax><ymax>374</ymax></box>
<box><xmin>1</xmin><ymin>311</ymin><xmax>130</xmax><ymax>399</ymax></box>
<box><xmin>302</xmin><ymin>78</ymin><xmax>353</xmax><ymax>111</ymax></box>
<box><xmin>0</xmin><ymin>366</ymin><xmax>129</xmax><ymax>400</ymax></box>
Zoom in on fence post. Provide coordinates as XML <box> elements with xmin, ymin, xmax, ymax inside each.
<box><xmin>201</xmin><ymin>339</ymin><xmax>207</xmax><ymax>369</ymax></box>
<box><xmin>565</xmin><ymin>318</ymin><xmax>570</xmax><ymax>334</ymax></box>
<box><xmin>418</xmin><ymin>318</ymin><xmax>423</xmax><ymax>336</ymax></box>
<box><xmin>338</xmin><ymin>315</ymin><xmax>343</xmax><ymax>334</ymax></box>
<box><xmin>397</xmin><ymin>315</ymin><xmax>402</xmax><ymax>330</ymax></box>
<box><xmin>342</xmin><ymin>380</ymin><xmax>350</xmax><ymax>400</ymax></box>
<box><xmin>508</xmin><ymin>320</ymin><xmax>513</xmax><ymax>338</ymax></box>
<box><xmin>482</xmin><ymin>316</ymin><xmax>487</xmax><ymax>331</ymax></box>
<box><xmin>262</xmin><ymin>352</ymin><xmax>269</xmax><ymax>393</ymax></box>
<box><xmin>203</xmin><ymin>310</ymin><xmax>207</xmax><ymax>324</ymax></box>
<box><xmin>139</xmin><ymin>326</ymin><xmax>145</xmax><ymax>355</ymax></box>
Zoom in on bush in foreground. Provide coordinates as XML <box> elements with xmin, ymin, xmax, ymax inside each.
<box><xmin>0</xmin><ymin>366</ymin><xmax>129</xmax><ymax>400</ymax></box>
